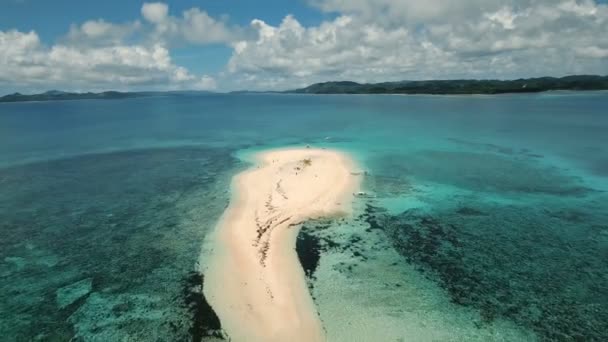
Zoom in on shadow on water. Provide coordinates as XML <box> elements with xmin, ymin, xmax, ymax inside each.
<box><xmin>296</xmin><ymin>229</ymin><xmax>322</xmax><ymax>283</ymax></box>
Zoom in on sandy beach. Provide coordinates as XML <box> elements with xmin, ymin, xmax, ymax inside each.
<box><xmin>202</xmin><ymin>147</ymin><xmax>361</xmax><ymax>342</ymax></box>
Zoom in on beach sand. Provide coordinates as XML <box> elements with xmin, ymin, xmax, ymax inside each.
<box><xmin>203</xmin><ymin>148</ymin><xmax>361</xmax><ymax>342</ymax></box>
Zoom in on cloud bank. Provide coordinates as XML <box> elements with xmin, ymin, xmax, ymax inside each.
<box><xmin>1</xmin><ymin>0</ymin><xmax>607</xmax><ymax>92</ymax></box>
<box><xmin>0</xmin><ymin>29</ymin><xmax>216</xmax><ymax>92</ymax></box>
<box><xmin>228</xmin><ymin>0</ymin><xmax>608</xmax><ymax>89</ymax></box>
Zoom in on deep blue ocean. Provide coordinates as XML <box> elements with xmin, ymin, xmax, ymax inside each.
<box><xmin>1</xmin><ymin>93</ymin><xmax>607</xmax><ymax>341</ymax></box>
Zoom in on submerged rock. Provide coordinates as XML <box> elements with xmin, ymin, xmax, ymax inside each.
<box><xmin>56</xmin><ymin>278</ymin><xmax>93</xmax><ymax>309</ymax></box>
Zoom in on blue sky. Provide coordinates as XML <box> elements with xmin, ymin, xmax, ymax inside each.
<box><xmin>0</xmin><ymin>0</ymin><xmax>333</xmax><ymax>76</ymax></box>
<box><xmin>1</xmin><ymin>0</ymin><xmax>607</xmax><ymax>93</ymax></box>
<box><xmin>0</xmin><ymin>0</ymin><xmax>329</xmax><ymax>34</ymax></box>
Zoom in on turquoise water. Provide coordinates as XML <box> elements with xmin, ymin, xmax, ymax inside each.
<box><xmin>1</xmin><ymin>93</ymin><xmax>607</xmax><ymax>341</ymax></box>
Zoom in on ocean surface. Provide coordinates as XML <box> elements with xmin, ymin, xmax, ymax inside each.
<box><xmin>1</xmin><ymin>92</ymin><xmax>607</xmax><ymax>341</ymax></box>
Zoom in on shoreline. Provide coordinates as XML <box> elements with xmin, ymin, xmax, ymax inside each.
<box><xmin>202</xmin><ymin>147</ymin><xmax>361</xmax><ymax>341</ymax></box>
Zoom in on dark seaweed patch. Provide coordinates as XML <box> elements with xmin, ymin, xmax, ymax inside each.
<box><xmin>447</xmin><ymin>138</ymin><xmax>516</xmax><ymax>155</ymax></box>
<box><xmin>455</xmin><ymin>206</ymin><xmax>487</xmax><ymax>216</ymax></box>
<box><xmin>544</xmin><ymin>209</ymin><xmax>587</xmax><ymax>223</ymax></box>
<box><xmin>183</xmin><ymin>272</ymin><xmax>224</xmax><ymax>341</ymax></box>
<box><xmin>362</xmin><ymin>204</ymin><xmax>385</xmax><ymax>231</ymax></box>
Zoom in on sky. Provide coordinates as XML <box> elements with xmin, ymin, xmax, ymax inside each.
<box><xmin>1</xmin><ymin>0</ymin><xmax>607</xmax><ymax>93</ymax></box>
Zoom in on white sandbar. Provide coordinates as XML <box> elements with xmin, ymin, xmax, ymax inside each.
<box><xmin>203</xmin><ymin>147</ymin><xmax>360</xmax><ymax>342</ymax></box>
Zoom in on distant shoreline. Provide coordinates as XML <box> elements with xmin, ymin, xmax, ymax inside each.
<box><xmin>287</xmin><ymin>75</ymin><xmax>608</xmax><ymax>95</ymax></box>
<box><xmin>2</xmin><ymin>75</ymin><xmax>607</xmax><ymax>102</ymax></box>
<box><xmin>0</xmin><ymin>90</ymin><xmax>213</xmax><ymax>103</ymax></box>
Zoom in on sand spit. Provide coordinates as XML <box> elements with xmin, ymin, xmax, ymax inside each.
<box><xmin>203</xmin><ymin>148</ymin><xmax>360</xmax><ymax>342</ymax></box>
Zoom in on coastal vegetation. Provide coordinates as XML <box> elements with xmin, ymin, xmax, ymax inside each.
<box><xmin>289</xmin><ymin>75</ymin><xmax>608</xmax><ymax>95</ymax></box>
<box><xmin>0</xmin><ymin>90</ymin><xmax>144</xmax><ymax>102</ymax></box>
<box><xmin>0</xmin><ymin>90</ymin><xmax>211</xmax><ymax>103</ymax></box>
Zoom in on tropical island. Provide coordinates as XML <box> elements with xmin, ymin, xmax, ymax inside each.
<box><xmin>289</xmin><ymin>75</ymin><xmax>608</xmax><ymax>95</ymax></box>
<box><xmin>0</xmin><ymin>90</ymin><xmax>211</xmax><ymax>103</ymax></box>
<box><xmin>0</xmin><ymin>90</ymin><xmax>147</xmax><ymax>103</ymax></box>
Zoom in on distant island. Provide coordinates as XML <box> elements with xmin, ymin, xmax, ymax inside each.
<box><xmin>0</xmin><ymin>90</ymin><xmax>148</xmax><ymax>103</ymax></box>
<box><xmin>0</xmin><ymin>90</ymin><xmax>213</xmax><ymax>103</ymax></box>
<box><xmin>288</xmin><ymin>75</ymin><xmax>608</xmax><ymax>95</ymax></box>
<box><xmin>2</xmin><ymin>75</ymin><xmax>608</xmax><ymax>103</ymax></box>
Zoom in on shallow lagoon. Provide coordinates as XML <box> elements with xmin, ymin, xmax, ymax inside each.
<box><xmin>1</xmin><ymin>92</ymin><xmax>607</xmax><ymax>341</ymax></box>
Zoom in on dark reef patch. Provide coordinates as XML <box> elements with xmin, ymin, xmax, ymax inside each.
<box><xmin>448</xmin><ymin>138</ymin><xmax>545</xmax><ymax>160</ymax></box>
<box><xmin>448</xmin><ymin>137</ymin><xmax>516</xmax><ymax>155</ymax></box>
<box><xmin>366</xmin><ymin>202</ymin><xmax>608</xmax><ymax>341</ymax></box>
<box><xmin>183</xmin><ymin>272</ymin><xmax>224</xmax><ymax>341</ymax></box>
<box><xmin>0</xmin><ymin>146</ymin><xmax>239</xmax><ymax>341</ymax></box>
<box><xmin>362</xmin><ymin>204</ymin><xmax>386</xmax><ymax>232</ymax></box>
<box><xmin>455</xmin><ymin>206</ymin><xmax>487</xmax><ymax>216</ymax></box>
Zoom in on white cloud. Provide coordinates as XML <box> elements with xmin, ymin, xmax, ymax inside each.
<box><xmin>309</xmin><ymin>0</ymin><xmax>505</xmax><ymax>25</ymax></box>
<box><xmin>0</xmin><ymin>2</ymin><xmax>232</xmax><ymax>93</ymax></box>
<box><xmin>141</xmin><ymin>2</ymin><xmax>240</xmax><ymax>45</ymax></box>
<box><xmin>0</xmin><ymin>29</ymin><xmax>216</xmax><ymax>92</ymax></box>
<box><xmin>0</xmin><ymin>29</ymin><xmax>40</xmax><ymax>59</ymax></box>
<box><xmin>225</xmin><ymin>0</ymin><xmax>608</xmax><ymax>90</ymax></box>
<box><xmin>486</xmin><ymin>7</ymin><xmax>518</xmax><ymax>30</ymax></box>
<box><xmin>194</xmin><ymin>75</ymin><xmax>218</xmax><ymax>90</ymax></box>
<box><xmin>141</xmin><ymin>2</ymin><xmax>169</xmax><ymax>24</ymax></box>
<box><xmin>579</xmin><ymin>46</ymin><xmax>608</xmax><ymax>58</ymax></box>
<box><xmin>65</xmin><ymin>19</ymin><xmax>141</xmax><ymax>47</ymax></box>
<box><xmin>227</xmin><ymin>15</ymin><xmax>441</xmax><ymax>89</ymax></box>
<box><xmin>2</xmin><ymin>0</ymin><xmax>608</xmax><ymax>92</ymax></box>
